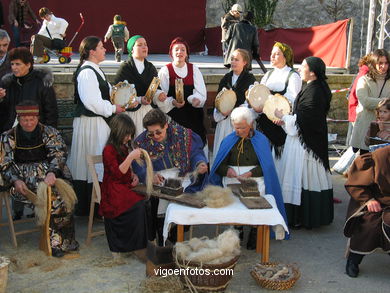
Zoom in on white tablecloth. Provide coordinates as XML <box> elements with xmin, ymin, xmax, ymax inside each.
<box><xmin>163</xmin><ymin>194</ymin><xmax>288</xmax><ymax>243</ymax></box>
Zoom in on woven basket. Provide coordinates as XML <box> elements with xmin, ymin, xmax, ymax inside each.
<box><xmin>250</xmin><ymin>263</ymin><xmax>300</xmax><ymax>291</ymax></box>
<box><xmin>174</xmin><ymin>251</ymin><xmax>239</xmax><ymax>293</ymax></box>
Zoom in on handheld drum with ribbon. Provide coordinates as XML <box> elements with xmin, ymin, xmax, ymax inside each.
<box><xmin>110</xmin><ymin>80</ymin><xmax>137</xmax><ymax>109</ymax></box>
<box><xmin>215</xmin><ymin>88</ymin><xmax>237</xmax><ymax>115</ymax></box>
<box><xmin>263</xmin><ymin>93</ymin><xmax>291</xmax><ymax>121</ymax></box>
<box><xmin>144</xmin><ymin>77</ymin><xmax>160</xmax><ymax>103</ymax></box>
<box><xmin>175</xmin><ymin>78</ymin><xmax>184</xmax><ymax>103</ymax></box>
<box><xmin>246</xmin><ymin>84</ymin><xmax>271</xmax><ymax>112</ymax></box>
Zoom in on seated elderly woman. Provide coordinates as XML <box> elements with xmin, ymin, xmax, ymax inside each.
<box><xmin>344</xmin><ymin>145</ymin><xmax>390</xmax><ymax>278</ymax></box>
<box><xmin>209</xmin><ymin>107</ymin><xmax>288</xmax><ymax>248</ymax></box>
<box><xmin>134</xmin><ymin>108</ymin><xmax>208</xmax><ymax>245</ymax></box>
<box><xmin>0</xmin><ymin>102</ymin><xmax>78</xmax><ymax>257</ymax></box>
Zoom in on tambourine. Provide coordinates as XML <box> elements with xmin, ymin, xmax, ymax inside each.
<box><xmin>175</xmin><ymin>78</ymin><xmax>184</xmax><ymax>103</ymax></box>
<box><xmin>215</xmin><ymin>88</ymin><xmax>237</xmax><ymax>114</ymax></box>
<box><xmin>263</xmin><ymin>93</ymin><xmax>291</xmax><ymax>121</ymax></box>
<box><xmin>110</xmin><ymin>80</ymin><xmax>137</xmax><ymax>109</ymax></box>
<box><xmin>246</xmin><ymin>84</ymin><xmax>271</xmax><ymax>111</ymax></box>
<box><xmin>144</xmin><ymin>77</ymin><xmax>160</xmax><ymax>103</ymax></box>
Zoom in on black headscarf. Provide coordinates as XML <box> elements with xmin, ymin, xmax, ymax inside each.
<box><xmin>293</xmin><ymin>57</ymin><xmax>332</xmax><ymax>170</ymax></box>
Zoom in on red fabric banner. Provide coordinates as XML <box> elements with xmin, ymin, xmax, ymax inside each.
<box><xmin>2</xmin><ymin>0</ymin><xmax>206</xmax><ymax>53</ymax></box>
<box><xmin>205</xmin><ymin>19</ymin><xmax>349</xmax><ymax>68</ymax></box>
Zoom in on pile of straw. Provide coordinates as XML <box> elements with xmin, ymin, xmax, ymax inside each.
<box><xmin>194</xmin><ymin>185</ymin><xmax>234</xmax><ymax>208</ymax></box>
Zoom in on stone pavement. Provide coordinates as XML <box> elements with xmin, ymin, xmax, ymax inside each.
<box><xmin>1</xmin><ymin>153</ymin><xmax>389</xmax><ymax>293</ymax></box>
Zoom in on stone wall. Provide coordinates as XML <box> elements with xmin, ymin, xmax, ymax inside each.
<box><xmin>206</xmin><ymin>0</ymin><xmax>390</xmax><ymax>73</ymax></box>
<box><xmin>54</xmin><ymin>72</ymin><xmax>353</xmax><ymax>146</ymax></box>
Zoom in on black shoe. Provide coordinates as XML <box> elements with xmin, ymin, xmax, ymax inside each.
<box><xmin>246</xmin><ymin>227</ymin><xmax>257</xmax><ymax>250</ymax></box>
<box><xmin>12</xmin><ymin>213</ymin><xmax>23</xmax><ymax>221</ymax></box>
<box><xmin>346</xmin><ymin>259</ymin><xmax>359</xmax><ymax>278</ymax></box>
<box><xmin>52</xmin><ymin>248</ymin><xmax>65</xmax><ymax>258</ymax></box>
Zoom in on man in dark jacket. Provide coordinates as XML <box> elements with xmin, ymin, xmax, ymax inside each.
<box><xmin>0</xmin><ymin>29</ymin><xmax>11</xmax><ymax>79</ymax></box>
<box><xmin>0</xmin><ymin>47</ymin><xmax>58</xmax><ymax>133</ymax></box>
<box><xmin>221</xmin><ymin>4</ymin><xmax>242</xmax><ymax>56</ymax></box>
<box><xmin>224</xmin><ymin>11</ymin><xmax>259</xmax><ymax>69</ymax></box>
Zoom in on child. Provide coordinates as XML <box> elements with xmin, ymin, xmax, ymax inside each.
<box><xmin>99</xmin><ymin>113</ymin><xmax>148</xmax><ymax>261</ymax></box>
<box><xmin>104</xmin><ymin>15</ymin><xmax>129</xmax><ymax>62</ymax></box>
<box><xmin>365</xmin><ymin>98</ymin><xmax>390</xmax><ymax>146</ymax></box>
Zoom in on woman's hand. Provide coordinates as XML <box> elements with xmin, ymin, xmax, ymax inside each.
<box><xmin>274</xmin><ymin>109</ymin><xmax>284</xmax><ymax>119</ymax></box>
<box><xmin>129</xmin><ymin>148</ymin><xmax>142</xmax><ymax>161</ymax></box>
<box><xmin>273</xmin><ymin>119</ymin><xmax>285</xmax><ymax>126</ymax></box>
<box><xmin>366</xmin><ymin>199</ymin><xmax>382</xmax><ymax>212</ymax></box>
<box><xmin>173</xmin><ymin>99</ymin><xmax>185</xmax><ymax>108</ymax></box>
<box><xmin>158</xmin><ymin>92</ymin><xmax>167</xmax><ymax>102</ymax></box>
<box><xmin>197</xmin><ymin>162</ymin><xmax>208</xmax><ymax>174</ymax></box>
<box><xmin>237</xmin><ymin>171</ymin><xmax>252</xmax><ymax>179</ymax></box>
<box><xmin>44</xmin><ymin>172</ymin><xmax>57</xmax><ymax>186</ymax></box>
<box><xmin>192</xmin><ymin>98</ymin><xmax>201</xmax><ymax>107</ymax></box>
<box><xmin>153</xmin><ymin>173</ymin><xmax>165</xmax><ymax>185</ymax></box>
<box><xmin>131</xmin><ymin>174</ymin><xmax>139</xmax><ymax>186</ymax></box>
<box><xmin>226</xmin><ymin>168</ymin><xmax>237</xmax><ymax>178</ymax></box>
<box><xmin>14</xmin><ymin>180</ymin><xmax>28</xmax><ymax>195</ymax></box>
<box><xmin>141</xmin><ymin>96</ymin><xmax>151</xmax><ymax>105</ymax></box>
<box><xmin>115</xmin><ymin>104</ymin><xmax>125</xmax><ymax>113</ymax></box>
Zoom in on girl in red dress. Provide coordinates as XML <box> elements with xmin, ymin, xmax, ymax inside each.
<box><xmin>99</xmin><ymin>113</ymin><xmax>149</xmax><ymax>259</ymax></box>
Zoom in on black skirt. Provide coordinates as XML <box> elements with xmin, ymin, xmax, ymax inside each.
<box><xmin>104</xmin><ymin>200</ymin><xmax>149</xmax><ymax>252</ymax></box>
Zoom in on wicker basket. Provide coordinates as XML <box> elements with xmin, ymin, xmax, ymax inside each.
<box><xmin>174</xmin><ymin>251</ymin><xmax>239</xmax><ymax>293</ymax></box>
<box><xmin>250</xmin><ymin>263</ymin><xmax>300</xmax><ymax>291</ymax></box>
<box><xmin>0</xmin><ymin>257</ymin><xmax>10</xmax><ymax>293</ymax></box>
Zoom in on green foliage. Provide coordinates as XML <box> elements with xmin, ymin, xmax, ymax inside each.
<box><xmin>222</xmin><ymin>0</ymin><xmax>237</xmax><ymax>14</ymax></box>
<box><xmin>245</xmin><ymin>0</ymin><xmax>279</xmax><ymax>28</ymax></box>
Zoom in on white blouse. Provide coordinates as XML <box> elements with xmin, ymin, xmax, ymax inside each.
<box><xmin>157</xmin><ymin>63</ymin><xmax>207</xmax><ymax>113</ymax></box>
<box><xmin>261</xmin><ymin>65</ymin><xmax>302</xmax><ymax>105</ymax></box>
<box><xmin>77</xmin><ymin>61</ymin><xmax>115</xmax><ymax>118</ymax></box>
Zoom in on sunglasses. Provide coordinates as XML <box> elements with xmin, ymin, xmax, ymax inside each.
<box><xmin>147</xmin><ymin>129</ymin><xmax>163</xmax><ymax>138</ymax></box>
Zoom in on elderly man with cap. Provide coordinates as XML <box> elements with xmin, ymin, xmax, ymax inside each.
<box><xmin>221</xmin><ymin>3</ymin><xmax>242</xmax><ymax>57</ymax></box>
<box><xmin>209</xmin><ymin>107</ymin><xmax>288</xmax><ymax>249</ymax></box>
<box><xmin>0</xmin><ymin>101</ymin><xmax>79</xmax><ymax>257</ymax></box>
<box><xmin>114</xmin><ymin>35</ymin><xmax>167</xmax><ymax>136</ymax></box>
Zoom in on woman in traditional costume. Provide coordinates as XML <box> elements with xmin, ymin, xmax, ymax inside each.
<box><xmin>157</xmin><ymin>37</ymin><xmax>207</xmax><ymax>145</ymax></box>
<box><xmin>344</xmin><ymin>145</ymin><xmax>390</xmax><ymax>278</ymax></box>
<box><xmin>1</xmin><ymin>102</ymin><xmax>79</xmax><ymax>257</ymax></box>
<box><xmin>114</xmin><ymin>35</ymin><xmax>167</xmax><ymax>137</ymax></box>
<box><xmin>350</xmin><ymin>49</ymin><xmax>390</xmax><ymax>154</ymax></box>
<box><xmin>134</xmin><ymin>108</ymin><xmax>208</xmax><ymax>245</ymax></box>
<box><xmin>67</xmin><ymin>36</ymin><xmax>124</xmax><ymax>216</ymax></box>
<box><xmin>210</xmin><ymin>107</ymin><xmax>288</xmax><ymax>248</ymax></box>
<box><xmin>255</xmin><ymin>42</ymin><xmax>301</xmax><ymax>158</ymax></box>
<box><xmin>213</xmin><ymin>48</ymin><xmax>256</xmax><ymax>163</ymax></box>
<box><xmin>274</xmin><ymin>56</ymin><xmax>333</xmax><ymax>229</ymax></box>
<box><xmin>100</xmin><ymin>113</ymin><xmax>149</xmax><ymax>260</ymax></box>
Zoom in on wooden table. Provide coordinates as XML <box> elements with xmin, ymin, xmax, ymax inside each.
<box><xmin>164</xmin><ymin>194</ymin><xmax>288</xmax><ymax>263</ymax></box>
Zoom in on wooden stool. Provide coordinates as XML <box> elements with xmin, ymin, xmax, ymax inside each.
<box><xmin>85</xmin><ymin>155</ymin><xmax>105</xmax><ymax>245</ymax></box>
<box><xmin>0</xmin><ymin>188</ymin><xmax>52</xmax><ymax>256</ymax></box>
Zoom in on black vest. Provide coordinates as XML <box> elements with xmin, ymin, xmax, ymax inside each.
<box><xmin>14</xmin><ymin>125</ymin><xmax>47</xmax><ymax>163</ymax></box>
<box><xmin>74</xmin><ymin>65</ymin><xmax>111</xmax><ymax>120</ymax></box>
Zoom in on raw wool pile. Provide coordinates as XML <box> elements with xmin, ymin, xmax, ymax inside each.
<box><xmin>174</xmin><ymin>229</ymin><xmax>240</xmax><ymax>265</ymax></box>
<box><xmin>194</xmin><ymin>185</ymin><xmax>234</xmax><ymax>208</ymax></box>
<box><xmin>252</xmin><ymin>264</ymin><xmax>296</xmax><ymax>281</ymax></box>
